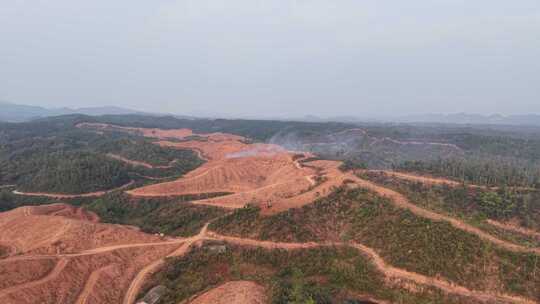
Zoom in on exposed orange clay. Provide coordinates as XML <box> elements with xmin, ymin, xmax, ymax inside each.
<box><xmin>188</xmin><ymin>281</ymin><xmax>266</xmax><ymax>304</ymax></box>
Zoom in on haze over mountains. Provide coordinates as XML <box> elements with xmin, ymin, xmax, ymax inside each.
<box><xmin>0</xmin><ymin>101</ymin><xmax>147</xmax><ymax>122</ymax></box>
<box><xmin>310</xmin><ymin>113</ymin><xmax>540</xmax><ymax>127</ymax></box>
<box><xmin>2</xmin><ymin>101</ymin><xmax>540</xmax><ymax>127</ymax></box>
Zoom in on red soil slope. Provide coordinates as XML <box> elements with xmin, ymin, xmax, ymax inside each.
<box><xmin>0</xmin><ymin>204</ymin><xmax>183</xmax><ymax>304</ymax></box>
<box><xmin>77</xmin><ymin>122</ymin><xmax>245</xmax><ymax>142</ymax></box>
<box><xmin>0</xmin><ymin>204</ymin><xmax>161</xmax><ymax>256</ymax></box>
<box><xmin>188</xmin><ymin>281</ymin><xmax>266</xmax><ymax>304</ymax></box>
<box><xmin>87</xmin><ymin>123</ymin><xmax>348</xmax><ymax>214</ymax></box>
<box><xmin>127</xmin><ymin>132</ymin><xmax>348</xmax><ymax>214</ymax></box>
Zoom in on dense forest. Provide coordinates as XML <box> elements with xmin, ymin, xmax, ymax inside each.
<box><xmin>0</xmin><ymin>116</ymin><xmax>203</xmax><ymax>193</ymax></box>
<box><xmin>16</xmin><ymin>151</ymin><xmax>130</xmax><ymax>194</ymax></box>
<box><xmin>96</xmin><ymin>138</ymin><xmax>191</xmax><ymax>166</ymax></box>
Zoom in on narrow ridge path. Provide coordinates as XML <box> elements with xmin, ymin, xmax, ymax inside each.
<box><xmin>12</xmin><ymin>180</ymin><xmax>135</xmax><ymax>199</ymax></box>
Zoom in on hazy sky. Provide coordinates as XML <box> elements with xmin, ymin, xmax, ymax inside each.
<box><xmin>1</xmin><ymin>0</ymin><xmax>539</xmax><ymax>117</ymax></box>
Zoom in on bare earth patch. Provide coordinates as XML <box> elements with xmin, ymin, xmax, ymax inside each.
<box><xmin>188</xmin><ymin>281</ymin><xmax>266</xmax><ymax>304</ymax></box>
<box><xmin>0</xmin><ymin>204</ymin><xmax>183</xmax><ymax>304</ymax></box>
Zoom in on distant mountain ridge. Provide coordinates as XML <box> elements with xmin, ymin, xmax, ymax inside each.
<box><xmin>2</xmin><ymin>101</ymin><xmax>539</xmax><ymax>127</ymax></box>
<box><xmin>0</xmin><ymin>101</ymin><xmax>148</xmax><ymax>122</ymax></box>
<box><xmin>393</xmin><ymin>113</ymin><xmax>540</xmax><ymax>126</ymax></box>
<box><xmin>298</xmin><ymin>113</ymin><xmax>540</xmax><ymax>127</ymax></box>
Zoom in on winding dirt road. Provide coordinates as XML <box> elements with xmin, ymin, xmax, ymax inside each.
<box><xmin>208</xmin><ymin>232</ymin><xmax>535</xmax><ymax>304</ymax></box>
<box><xmin>2</xmin><ymin>218</ymin><xmax>537</xmax><ymax>304</ymax></box>
<box><xmin>107</xmin><ymin>153</ymin><xmax>176</xmax><ymax>169</ymax></box>
<box><xmin>12</xmin><ymin>181</ymin><xmax>134</xmax><ymax>199</ymax></box>
<box><xmin>3</xmin><ymin>125</ymin><xmax>539</xmax><ymax>303</ymax></box>
<box><xmin>122</xmin><ymin>224</ymin><xmax>210</xmax><ymax>304</ymax></box>
<box><xmin>349</xmin><ymin>174</ymin><xmax>540</xmax><ymax>255</ymax></box>
<box><xmin>372</xmin><ymin>170</ymin><xmax>538</xmax><ymax>191</ymax></box>
<box><xmin>362</xmin><ymin>171</ymin><xmax>540</xmax><ymax>247</ymax></box>
<box><xmin>207</xmin><ymin>231</ymin><xmax>535</xmax><ymax>304</ymax></box>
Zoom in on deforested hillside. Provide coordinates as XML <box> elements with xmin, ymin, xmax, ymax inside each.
<box><xmin>1</xmin><ymin>115</ymin><xmax>540</xmax><ymax>304</ymax></box>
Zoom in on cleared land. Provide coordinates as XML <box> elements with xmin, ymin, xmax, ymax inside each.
<box><xmin>2</xmin><ymin>124</ymin><xmax>538</xmax><ymax>304</ymax></box>
<box><xmin>1</xmin><ymin>203</ymin><xmax>538</xmax><ymax>304</ymax></box>
<box><xmin>0</xmin><ymin>204</ymin><xmax>162</xmax><ymax>256</ymax></box>
<box><xmin>188</xmin><ymin>281</ymin><xmax>266</xmax><ymax>304</ymax></box>
<box><xmin>81</xmin><ymin>124</ymin><xmax>540</xmax><ymax>248</ymax></box>
<box><xmin>0</xmin><ymin>204</ymin><xmax>182</xmax><ymax>304</ymax></box>
<box><xmin>121</xmin><ymin>125</ymin><xmax>347</xmax><ymax>215</ymax></box>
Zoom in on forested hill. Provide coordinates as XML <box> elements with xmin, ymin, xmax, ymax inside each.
<box><xmin>3</xmin><ymin>114</ymin><xmax>540</xmax><ymax>190</ymax></box>
<box><xmin>0</xmin><ymin>115</ymin><xmax>203</xmax><ymax>194</ymax></box>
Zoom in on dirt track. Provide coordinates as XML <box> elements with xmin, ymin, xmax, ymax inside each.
<box><xmin>486</xmin><ymin>219</ymin><xmax>540</xmax><ymax>239</ymax></box>
<box><xmin>1</xmin><ymin>210</ymin><xmax>537</xmax><ymax>304</ymax></box>
<box><xmin>188</xmin><ymin>281</ymin><xmax>266</xmax><ymax>304</ymax></box>
<box><xmin>373</xmin><ymin>170</ymin><xmax>538</xmax><ymax>191</ymax></box>
<box><xmin>349</xmin><ymin>174</ymin><xmax>540</xmax><ymax>255</ymax></box>
<box><xmin>368</xmin><ymin>170</ymin><xmax>463</xmax><ymax>186</ymax></box>
<box><xmin>122</xmin><ymin>225</ymin><xmax>538</xmax><ymax>304</ymax></box>
<box><xmin>0</xmin><ymin>204</ymin><xmax>163</xmax><ymax>257</ymax></box>
<box><xmin>208</xmin><ymin>232</ymin><xmax>535</xmax><ymax>304</ymax></box>
<box><xmin>75</xmin><ymin>264</ymin><xmax>116</xmax><ymax>304</ymax></box>
<box><xmin>12</xmin><ymin>180</ymin><xmax>134</xmax><ymax>199</ymax></box>
<box><xmin>114</xmin><ymin>126</ymin><xmax>540</xmax><ymax>252</ymax></box>
<box><xmin>366</xmin><ymin>171</ymin><xmax>540</xmax><ymax>246</ymax></box>
<box><xmin>0</xmin><ymin>258</ymin><xmax>69</xmax><ymax>298</ymax></box>
<box><xmin>5</xmin><ymin>125</ymin><xmax>537</xmax><ymax>303</ymax></box>
<box><xmin>122</xmin><ymin>224</ymin><xmax>210</xmax><ymax>304</ymax></box>
<box><xmin>107</xmin><ymin>153</ymin><xmax>175</xmax><ymax>169</ymax></box>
